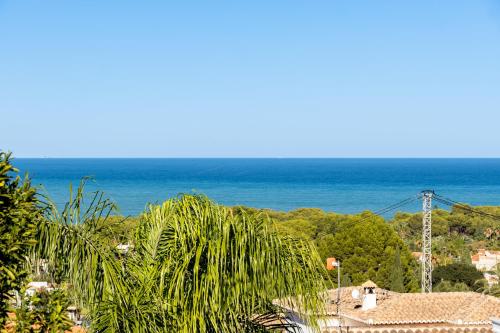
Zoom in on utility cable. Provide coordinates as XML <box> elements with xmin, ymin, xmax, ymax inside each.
<box><xmin>433</xmin><ymin>194</ymin><xmax>500</xmax><ymax>221</ymax></box>
<box><xmin>357</xmin><ymin>195</ymin><xmax>419</xmax><ymax>222</ymax></box>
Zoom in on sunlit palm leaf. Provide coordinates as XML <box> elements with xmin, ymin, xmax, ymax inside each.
<box><xmin>135</xmin><ymin>195</ymin><xmax>326</xmax><ymax>332</ymax></box>
<box><xmin>33</xmin><ymin>184</ymin><xmax>326</xmax><ymax>332</ymax></box>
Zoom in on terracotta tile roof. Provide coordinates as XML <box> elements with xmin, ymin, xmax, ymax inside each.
<box><xmin>327</xmin><ymin>288</ymin><xmax>500</xmax><ymax>326</ymax></box>
<box><xmin>325</xmin><ymin>287</ymin><xmax>394</xmax><ymax>315</ymax></box>
<box><xmin>322</xmin><ymin>326</ymin><xmax>493</xmax><ymax>333</ymax></box>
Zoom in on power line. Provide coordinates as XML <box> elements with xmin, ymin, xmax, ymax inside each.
<box><xmin>357</xmin><ymin>196</ymin><xmax>419</xmax><ymax>222</ymax></box>
<box><xmin>352</xmin><ymin>191</ymin><xmax>499</xmax><ymax>294</ymax></box>
<box><xmin>373</xmin><ymin>197</ymin><xmax>419</xmax><ymax>215</ymax></box>
<box><xmin>433</xmin><ymin>194</ymin><xmax>500</xmax><ymax>221</ymax></box>
<box><xmin>355</xmin><ymin>192</ymin><xmax>500</xmax><ymax>223</ymax></box>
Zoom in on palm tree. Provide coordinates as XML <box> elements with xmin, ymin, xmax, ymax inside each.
<box><xmin>35</xmin><ymin>183</ymin><xmax>327</xmax><ymax>332</ymax></box>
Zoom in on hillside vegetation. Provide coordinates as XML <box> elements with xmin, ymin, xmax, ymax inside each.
<box><xmin>234</xmin><ymin>205</ymin><xmax>500</xmax><ymax>294</ymax></box>
<box><xmin>94</xmin><ymin>204</ymin><xmax>500</xmax><ymax>295</ymax></box>
<box><xmin>389</xmin><ymin>206</ymin><xmax>500</xmax><ymax>264</ymax></box>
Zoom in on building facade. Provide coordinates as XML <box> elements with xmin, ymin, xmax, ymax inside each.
<box><xmin>471</xmin><ymin>249</ymin><xmax>500</xmax><ymax>271</ymax></box>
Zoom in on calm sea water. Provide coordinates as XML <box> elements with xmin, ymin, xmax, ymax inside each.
<box><xmin>14</xmin><ymin>158</ymin><xmax>500</xmax><ymax>216</ymax></box>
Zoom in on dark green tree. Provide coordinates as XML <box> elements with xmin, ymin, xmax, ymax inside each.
<box><xmin>327</xmin><ymin>215</ymin><xmax>419</xmax><ymax>291</ymax></box>
<box><xmin>432</xmin><ymin>263</ymin><xmax>483</xmax><ymax>288</ymax></box>
<box><xmin>389</xmin><ymin>246</ymin><xmax>405</xmax><ymax>292</ymax></box>
<box><xmin>340</xmin><ymin>273</ymin><xmax>352</xmax><ymax>287</ymax></box>
<box><xmin>0</xmin><ymin>152</ymin><xmax>39</xmax><ymax>325</ymax></box>
<box><xmin>434</xmin><ymin>280</ymin><xmax>470</xmax><ymax>292</ymax></box>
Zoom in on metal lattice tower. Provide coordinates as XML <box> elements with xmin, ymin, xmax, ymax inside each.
<box><xmin>421</xmin><ymin>190</ymin><xmax>434</xmax><ymax>293</ymax></box>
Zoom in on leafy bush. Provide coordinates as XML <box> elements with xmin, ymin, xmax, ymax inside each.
<box><xmin>432</xmin><ymin>263</ymin><xmax>483</xmax><ymax>288</ymax></box>
<box><xmin>0</xmin><ymin>152</ymin><xmax>39</xmax><ymax>324</ymax></box>
<box><xmin>14</xmin><ymin>289</ymin><xmax>73</xmax><ymax>333</ymax></box>
<box><xmin>434</xmin><ymin>280</ymin><xmax>470</xmax><ymax>292</ymax></box>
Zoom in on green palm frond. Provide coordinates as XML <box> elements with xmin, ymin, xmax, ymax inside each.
<box><xmin>34</xmin><ymin>186</ymin><xmax>326</xmax><ymax>332</ymax></box>
<box><xmin>34</xmin><ymin>180</ymin><xmax>129</xmax><ymax>321</ymax></box>
<box><xmin>135</xmin><ymin>195</ymin><xmax>326</xmax><ymax>332</ymax></box>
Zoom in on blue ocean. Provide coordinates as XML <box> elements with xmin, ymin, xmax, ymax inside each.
<box><xmin>14</xmin><ymin>158</ymin><xmax>500</xmax><ymax>216</ymax></box>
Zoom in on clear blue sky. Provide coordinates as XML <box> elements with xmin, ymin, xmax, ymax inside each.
<box><xmin>1</xmin><ymin>0</ymin><xmax>500</xmax><ymax>157</ymax></box>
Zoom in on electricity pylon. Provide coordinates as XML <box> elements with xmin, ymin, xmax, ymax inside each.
<box><xmin>421</xmin><ymin>190</ymin><xmax>434</xmax><ymax>293</ymax></box>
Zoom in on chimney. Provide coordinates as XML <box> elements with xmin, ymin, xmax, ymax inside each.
<box><xmin>361</xmin><ymin>280</ymin><xmax>378</xmax><ymax>311</ymax></box>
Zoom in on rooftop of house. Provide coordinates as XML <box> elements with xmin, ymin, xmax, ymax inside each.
<box><xmin>326</xmin><ymin>287</ymin><xmax>500</xmax><ymax>326</ymax></box>
<box><xmin>473</xmin><ymin>249</ymin><xmax>500</xmax><ymax>258</ymax></box>
<box><xmin>276</xmin><ymin>279</ymin><xmax>499</xmax><ymax>329</ymax></box>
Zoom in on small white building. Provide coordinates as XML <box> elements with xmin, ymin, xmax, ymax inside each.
<box><xmin>471</xmin><ymin>249</ymin><xmax>500</xmax><ymax>271</ymax></box>
<box><xmin>26</xmin><ymin>281</ymin><xmax>53</xmax><ymax>296</ymax></box>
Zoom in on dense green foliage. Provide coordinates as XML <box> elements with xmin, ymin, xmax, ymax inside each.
<box><xmin>433</xmin><ymin>280</ymin><xmax>471</xmax><ymax>292</ymax></box>
<box><xmin>390</xmin><ymin>207</ymin><xmax>499</xmax><ymax>294</ymax></box>
<box><xmin>12</xmin><ymin>289</ymin><xmax>73</xmax><ymax>332</ymax></box>
<box><xmin>390</xmin><ymin>207</ymin><xmax>500</xmax><ymax>265</ymax></box>
<box><xmin>80</xmin><ymin>204</ymin><xmax>500</xmax><ymax>298</ymax></box>
<box><xmin>321</xmin><ymin>215</ymin><xmax>418</xmax><ymax>291</ymax></box>
<box><xmin>389</xmin><ymin>247</ymin><xmax>405</xmax><ymax>293</ymax></box>
<box><xmin>36</xmin><ymin>190</ymin><xmax>328</xmax><ymax>332</ymax></box>
<box><xmin>237</xmin><ymin>205</ymin><xmax>500</xmax><ymax>294</ymax></box>
<box><xmin>474</xmin><ymin>276</ymin><xmax>500</xmax><ymax>297</ymax></box>
<box><xmin>432</xmin><ymin>263</ymin><xmax>483</xmax><ymax>288</ymax></box>
<box><xmin>95</xmin><ymin>215</ymin><xmax>139</xmax><ymax>245</ymax></box>
<box><xmin>250</xmin><ymin>208</ymin><xmax>419</xmax><ymax>291</ymax></box>
<box><xmin>0</xmin><ymin>152</ymin><xmax>39</xmax><ymax>325</ymax></box>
